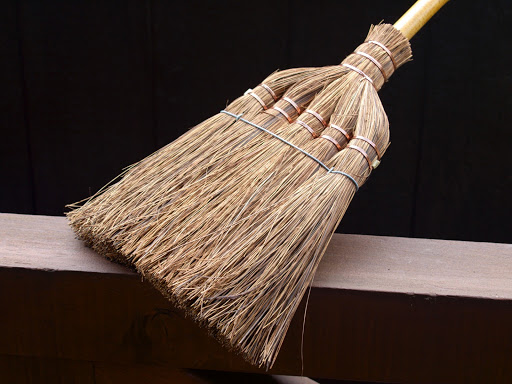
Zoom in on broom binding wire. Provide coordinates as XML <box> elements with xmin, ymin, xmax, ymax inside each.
<box><xmin>220</xmin><ymin>109</ymin><xmax>361</xmax><ymax>190</ymax></box>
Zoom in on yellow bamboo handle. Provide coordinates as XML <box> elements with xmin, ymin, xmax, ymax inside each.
<box><xmin>394</xmin><ymin>0</ymin><xmax>450</xmax><ymax>40</ymax></box>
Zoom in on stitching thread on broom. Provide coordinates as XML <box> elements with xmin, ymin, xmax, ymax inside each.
<box><xmin>220</xmin><ymin>110</ymin><xmax>359</xmax><ymax>191</ymax></box>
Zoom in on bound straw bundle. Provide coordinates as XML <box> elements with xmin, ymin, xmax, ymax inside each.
<box><xmin>67</xmin><ymin>0</ymin><xmax>449</xmax><ymax>370</ymax></box>
<box><xmin>124</xmin><ymin>24</ymin><xmax>411</xmax><ymax>369</ymax></box>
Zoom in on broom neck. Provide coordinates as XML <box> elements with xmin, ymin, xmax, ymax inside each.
<box><xmin>394</xmin><ymin>0</ymin><xmax>449</xmax><ymax>40</ymax></box>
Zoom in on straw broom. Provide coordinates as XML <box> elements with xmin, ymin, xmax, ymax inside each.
<box><xmin>68</xmin><ymin>0</ymin><xmax>449</xmax><ymax>369</ymax></box>
<box><xmin>124</xmin><ymin>0</ymin><xmax>446</xmax><ymax>369</ymax></box>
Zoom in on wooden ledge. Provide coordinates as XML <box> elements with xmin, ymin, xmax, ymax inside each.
<box><xmin>1</xmin><ymin>213</ymin><xmax>511</xmax><ymax>383</ymax></box>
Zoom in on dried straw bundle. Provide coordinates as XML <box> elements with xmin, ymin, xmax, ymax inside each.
<box><xmin>67</xmin><ymin>67</ymin><xmax>314</xmax><ymax>262</ymax></box>
<box><xmin>68</xmin><ymin>0</ymin><xmax>452</xmax><ymax>369</ymax></box>
<box><xmin>116</xmin><ymin>24</ymin><xmax>411</xmax><ymax>369</ymax></box>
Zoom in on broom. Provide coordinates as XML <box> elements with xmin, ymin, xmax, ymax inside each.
<box><xmin>125</xmin><ymin>0</ymin><xmax>447</xmax><ymax>369</ymax></box>
<box><xmin>68</xmin><ymin>0</ymin><xmax>449</xmax><ymax>369</ymax></box>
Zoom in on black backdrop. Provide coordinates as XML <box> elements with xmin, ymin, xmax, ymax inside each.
<box><xmin>1</xmin><ymin>0</ymin><xmax>511</xmax><ymax>244</ymax></box>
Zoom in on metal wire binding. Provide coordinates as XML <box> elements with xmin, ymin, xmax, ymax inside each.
<box><xmin>220</xmin><ymin>110</ymin><xmax>359</xmax><ymax>191</ymax></box>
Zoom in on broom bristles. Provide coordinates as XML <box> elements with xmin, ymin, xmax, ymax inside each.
<box><xmin>67</xmin><ymin>23</ymin><xmax>412</xmax><ymax>369</ymax></box>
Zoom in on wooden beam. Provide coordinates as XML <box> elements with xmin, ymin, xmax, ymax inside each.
<box><xmin>1</xmin><ymin>213</ymin><xmax>511</xmax><ymax>383</ymax></box>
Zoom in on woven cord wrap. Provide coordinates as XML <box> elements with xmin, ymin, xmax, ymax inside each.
<box><xmin>220</xmin><ymin>110</ymin><xmax>359</xmax><ymax>191</ymax></box>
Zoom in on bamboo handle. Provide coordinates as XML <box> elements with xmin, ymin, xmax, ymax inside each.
<box><xmin>394</xmin><ymin>0</ymin><xmax>450</xmax><ymax>40</ymax></box>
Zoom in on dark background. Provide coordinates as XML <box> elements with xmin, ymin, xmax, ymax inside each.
<box><xmin>1</xmin><ymin>0</ymin><xmax>511</xmax><ymax>244</ymax></box>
